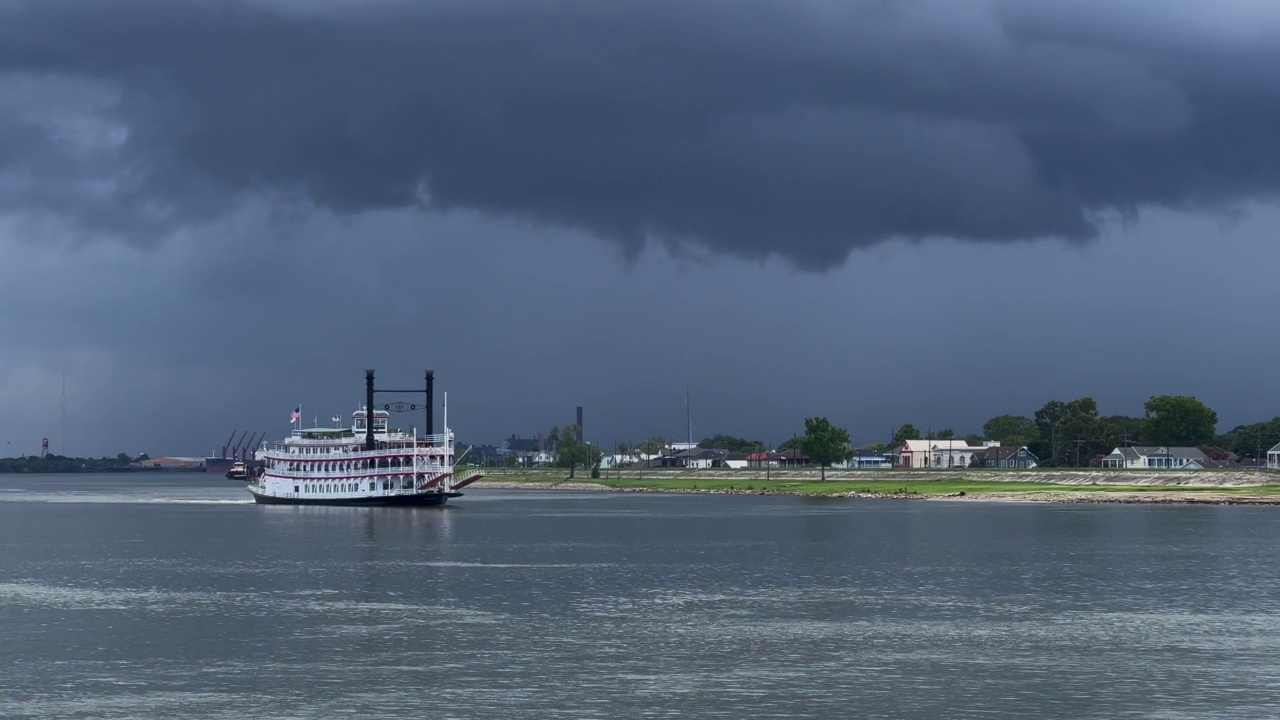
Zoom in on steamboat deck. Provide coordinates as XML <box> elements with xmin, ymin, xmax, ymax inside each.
<box><xmin>246</xmin><ymin>369</ymin><xmax>483</xmax><ymax>506</ymax></box>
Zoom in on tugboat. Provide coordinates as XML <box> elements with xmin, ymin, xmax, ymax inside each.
<box><xmin>246</xmin><ymin>369</ymin><xmax>484</xmax><ymax>506</ymax></box>
<box><xmin>225</xmin><ymin>460</ymin><xmax>249</xmax><ymax>480</ymax></box>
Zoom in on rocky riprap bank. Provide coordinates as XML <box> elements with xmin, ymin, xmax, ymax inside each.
<box><xmin>471</xmin><ymin>469</ymin><xmax>1280</xmax><ymax>505</ymax></box>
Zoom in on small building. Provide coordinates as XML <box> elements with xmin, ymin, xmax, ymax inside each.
<box><xmin>680</xmin><ymin>448</ymin><xmax>729</xmax><ymax>469</ymax></box>
<box><xmin>777</xmin><ymin>450</ymin><xmax>810</xmax><ymax>467</ymax></box>
<box><xmin>1268</xmin><ymin>443</ymin><xmax>1280</xmax><ymax>470</ymax></box>
<box><xmin>723</xmin><ymin>453</ymin><xmax>750</xmax><ymax>470</ymax></box>
<box><xmin>501</xmin><ymin>435</ymin><xmax>555</xmax><ymax>467</ymax></box>
<box><xmin>897</xmin><ymin>439</ymin><xmax>986</xmax><ymax>468</ymax></box>
<box><xmin>652</xmin><ymin>448</ymin><xmax>720</xmax><ymax>468</ymax></box>
<box><xmin>849</xmin><ymin>448</ymin><xmax>894</xmax><ymax>469</ymax></box>
<box><xmin>969</xmin><ymin>445</ymin><xmax>1038</xmax><ymax>469</ymax></box>
<box><xmin>1100</xmin><ymin>446</ymin><xmax>1209</xmax><ymax>469</ymax></box>
<box><xmin>1182</xmin><ymin>458</ymin><xmax>1241</xmax><ymax>469</ymax></box>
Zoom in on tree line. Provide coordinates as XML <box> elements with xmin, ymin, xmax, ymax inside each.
<box><xmin>675</xmin><ymin>395</ymin><xmax>1258</xmax><ymax>469</ymax></box>
<box><xmin>891</xmin><ymin>394</ymin><xmax>1263</xmax><ymax>467</ymax></box>
<box><xmin>511</xmin><ymin>394</ymin><xmax>1273</xmax><ymax>475</ymax></box>
<box><xmin>655</xmin><ymin>394</ymin><xmax>1262</xmax><ymax>470</ymax></box>
<box><xmin>0</xmin><ymin>453</ymin><xmax>138</xmax><ymax>473</ymax></box>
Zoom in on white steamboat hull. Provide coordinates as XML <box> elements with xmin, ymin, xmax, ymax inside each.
<box><xmin>247</xmin><ymin>483</ymin><xmax>461</xmax><ymax>506</ymax></box>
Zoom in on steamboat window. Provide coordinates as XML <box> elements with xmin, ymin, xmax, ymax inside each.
<box><xmin>294</xmin><ymin>485</ymin><xmax>299</xmax><ymax>493</ymax></box>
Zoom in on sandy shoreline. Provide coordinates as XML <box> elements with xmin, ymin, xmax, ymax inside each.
<box><xmin>468</xmin><ymin>479</ymin><xmax>1280</xmax><ymax>505</ymax></box>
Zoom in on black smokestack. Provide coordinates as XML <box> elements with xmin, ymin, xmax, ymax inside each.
<box><xmin>365</xmin><ymin>369</ymin><xmax>375</xmax><ymax>451</ymax></box>
<box><xmin>426</xmin><ymin>369</ymin><xmax>435</xmax><ymax>436</ymax></box>
<box><xmin>576</xmin><ymin>406</ymin><xmax>583</xmax><ymax>443</ymax></box>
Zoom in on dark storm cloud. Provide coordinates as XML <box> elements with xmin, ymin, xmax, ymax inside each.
<box><xmin>1</xmin><ymin>0</ymin><xmax>1278</xmax><ymax>266</ymax></box>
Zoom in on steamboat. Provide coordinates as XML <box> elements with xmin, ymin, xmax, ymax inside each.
<box><xmin>246</xmin><ymin>369</ymin><xmax>483</xmax><ymax>506</ymax></box>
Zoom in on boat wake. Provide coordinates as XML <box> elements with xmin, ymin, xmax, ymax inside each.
<box><xmin>0</xmin><ymin>493</ymin><xmax>252</xmax><ymax>505</ymax></box>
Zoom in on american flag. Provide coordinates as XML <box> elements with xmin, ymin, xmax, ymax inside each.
<box><xmin>331</xmin><ymin>415</ymin><xmax>340</xmax><ymax>423</ymax></box>
<box><xmin>289</xmin><ymin>406</ymin><xmax>301</xmax><ymax>423</ymax></box>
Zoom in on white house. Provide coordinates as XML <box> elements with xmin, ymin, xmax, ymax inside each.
<box><xmin>897</xmin><ymin>439</ymin><xmax>990</xmax><ymax>468</ymax></box>
<box><xmin>1100</xmin><ymin>446</ymin><xmax>1209</xmax><ymax>469</ymax></box>
<box><xmin>1267</xmin><ymin>443</ymin><xmax>1280</xmax><ymax>470</ymax></box>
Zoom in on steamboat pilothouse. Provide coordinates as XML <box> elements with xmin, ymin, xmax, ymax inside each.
<box><xmin>247</xmin><ymin>369</ymin><xmax>483</xmax><ymax>506</ymax></box>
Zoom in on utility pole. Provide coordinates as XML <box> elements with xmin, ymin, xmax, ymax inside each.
<box><xmin>1051</xmin><ymin>422</ymin><xmax>1059</xmax><ymax>466</ymax></box>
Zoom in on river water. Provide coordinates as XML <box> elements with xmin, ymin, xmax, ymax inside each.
<box><xmin>1</xmin><ymin>472</ymin><xmax>1278</xmax><ymax>719</ymax></box>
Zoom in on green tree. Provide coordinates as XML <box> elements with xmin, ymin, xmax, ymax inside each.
<box><xmin>116</xmin><ymin>452</ymin><xmax>131</xmax><ymax>465</ymax></box>
<box><xmin>1142</xmin><ymin>395</ymin><xmax>1218</xmax><ymax>446</ymax></box>
<box><xmin>637</xmin><ymin>436</ymin><xmax>667</xmax><ymax>466</ymax></box>
<box><xmin>1033</xmin><ymin>398</ymin><xmax>1102</xmax><ymax>467</ymax></box>
<box><xmin>1100</xmin><ymin>415</ymin><xmax>1143</xmax><ymax>447</ymax></box>
<box><xmin>549</xmin><ymin>426</ymin><xmax>591</xmax><ymax>478</ymax></box>
<box><xmin>932</xmin><ymin>428</ymin><xmax>956</xmax><ymax>440</ymax></box>
<box><xmin>962</xmin><ymin>434</ymin><xmax>984</xmax><ymax>446</ymax></box>
<box><xmin>799</xmin><ymin>416</ymin><xmax>853</xmax><ymax>482</ymax></box>
<box><xmin>1215</xmin><ymin>417</ymin><xmax>1280</xmax><ymax>460</ymax></box>
<box><xmin>697</xmin><ymin>434</ymin><xmax>765</xmax><ymax>453</ymax></box>
<box><xmin>982</xmin><ymin>415</ymin><xmax>1040</xmax><ymax>447</ymax></box>
<box><xmin>892</xmin><ymin>424</ymin><xmax>921</xmax><ymax>447</ymax></box>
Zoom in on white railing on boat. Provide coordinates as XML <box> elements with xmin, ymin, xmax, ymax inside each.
<box><xmin>282</xmin><ymin>431</ymin><xmax>451</xmax><ymax>445</ymax></box>
<box><xmin>263</xmin><ymin>446</ymin><xmax>451</xmax><ymax>459</ymax></box>
<box><xmin>265</xmin><ymin>466</ymin><xmax>448</xmax><ymax>479</ymax></box>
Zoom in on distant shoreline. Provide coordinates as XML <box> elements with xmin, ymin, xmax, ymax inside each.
<box><xmin>469</xmin><ymin>469</ymin><xmax>1280</xmax><ymax>505</ymax></box>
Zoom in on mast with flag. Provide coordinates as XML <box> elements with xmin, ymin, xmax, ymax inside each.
<box><xmin>289</xmin><ymin>405</ymin><xmax>301</xmax><ymax>430</ymax></box>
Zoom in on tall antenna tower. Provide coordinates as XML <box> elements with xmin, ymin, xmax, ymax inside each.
<box><xmin>61</xmin><ymin>371</ymin><xmax>66</xmax><ymax>456</ymax></box>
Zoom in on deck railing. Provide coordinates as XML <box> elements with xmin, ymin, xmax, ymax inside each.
<box><xmin>265</xmin><ymin>464</ymin><xmax>448</xmax><ymax>480</ymax></box>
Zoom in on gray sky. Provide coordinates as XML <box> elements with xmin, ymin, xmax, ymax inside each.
<box><xmin>2</xmin><ymin>0</ymin><xmax>1279</xmax><ymax>457</ymax></box>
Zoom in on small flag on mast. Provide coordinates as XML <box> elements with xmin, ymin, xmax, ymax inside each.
<box><xmin>289</xmin><ymin>406</ymin><xmax>300</xmax><ymax>423</ymax></box>
<box><xmin>331</xmin><ymin>415</ymin><xmax>340</xmax><ymax>424</ymax></box>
